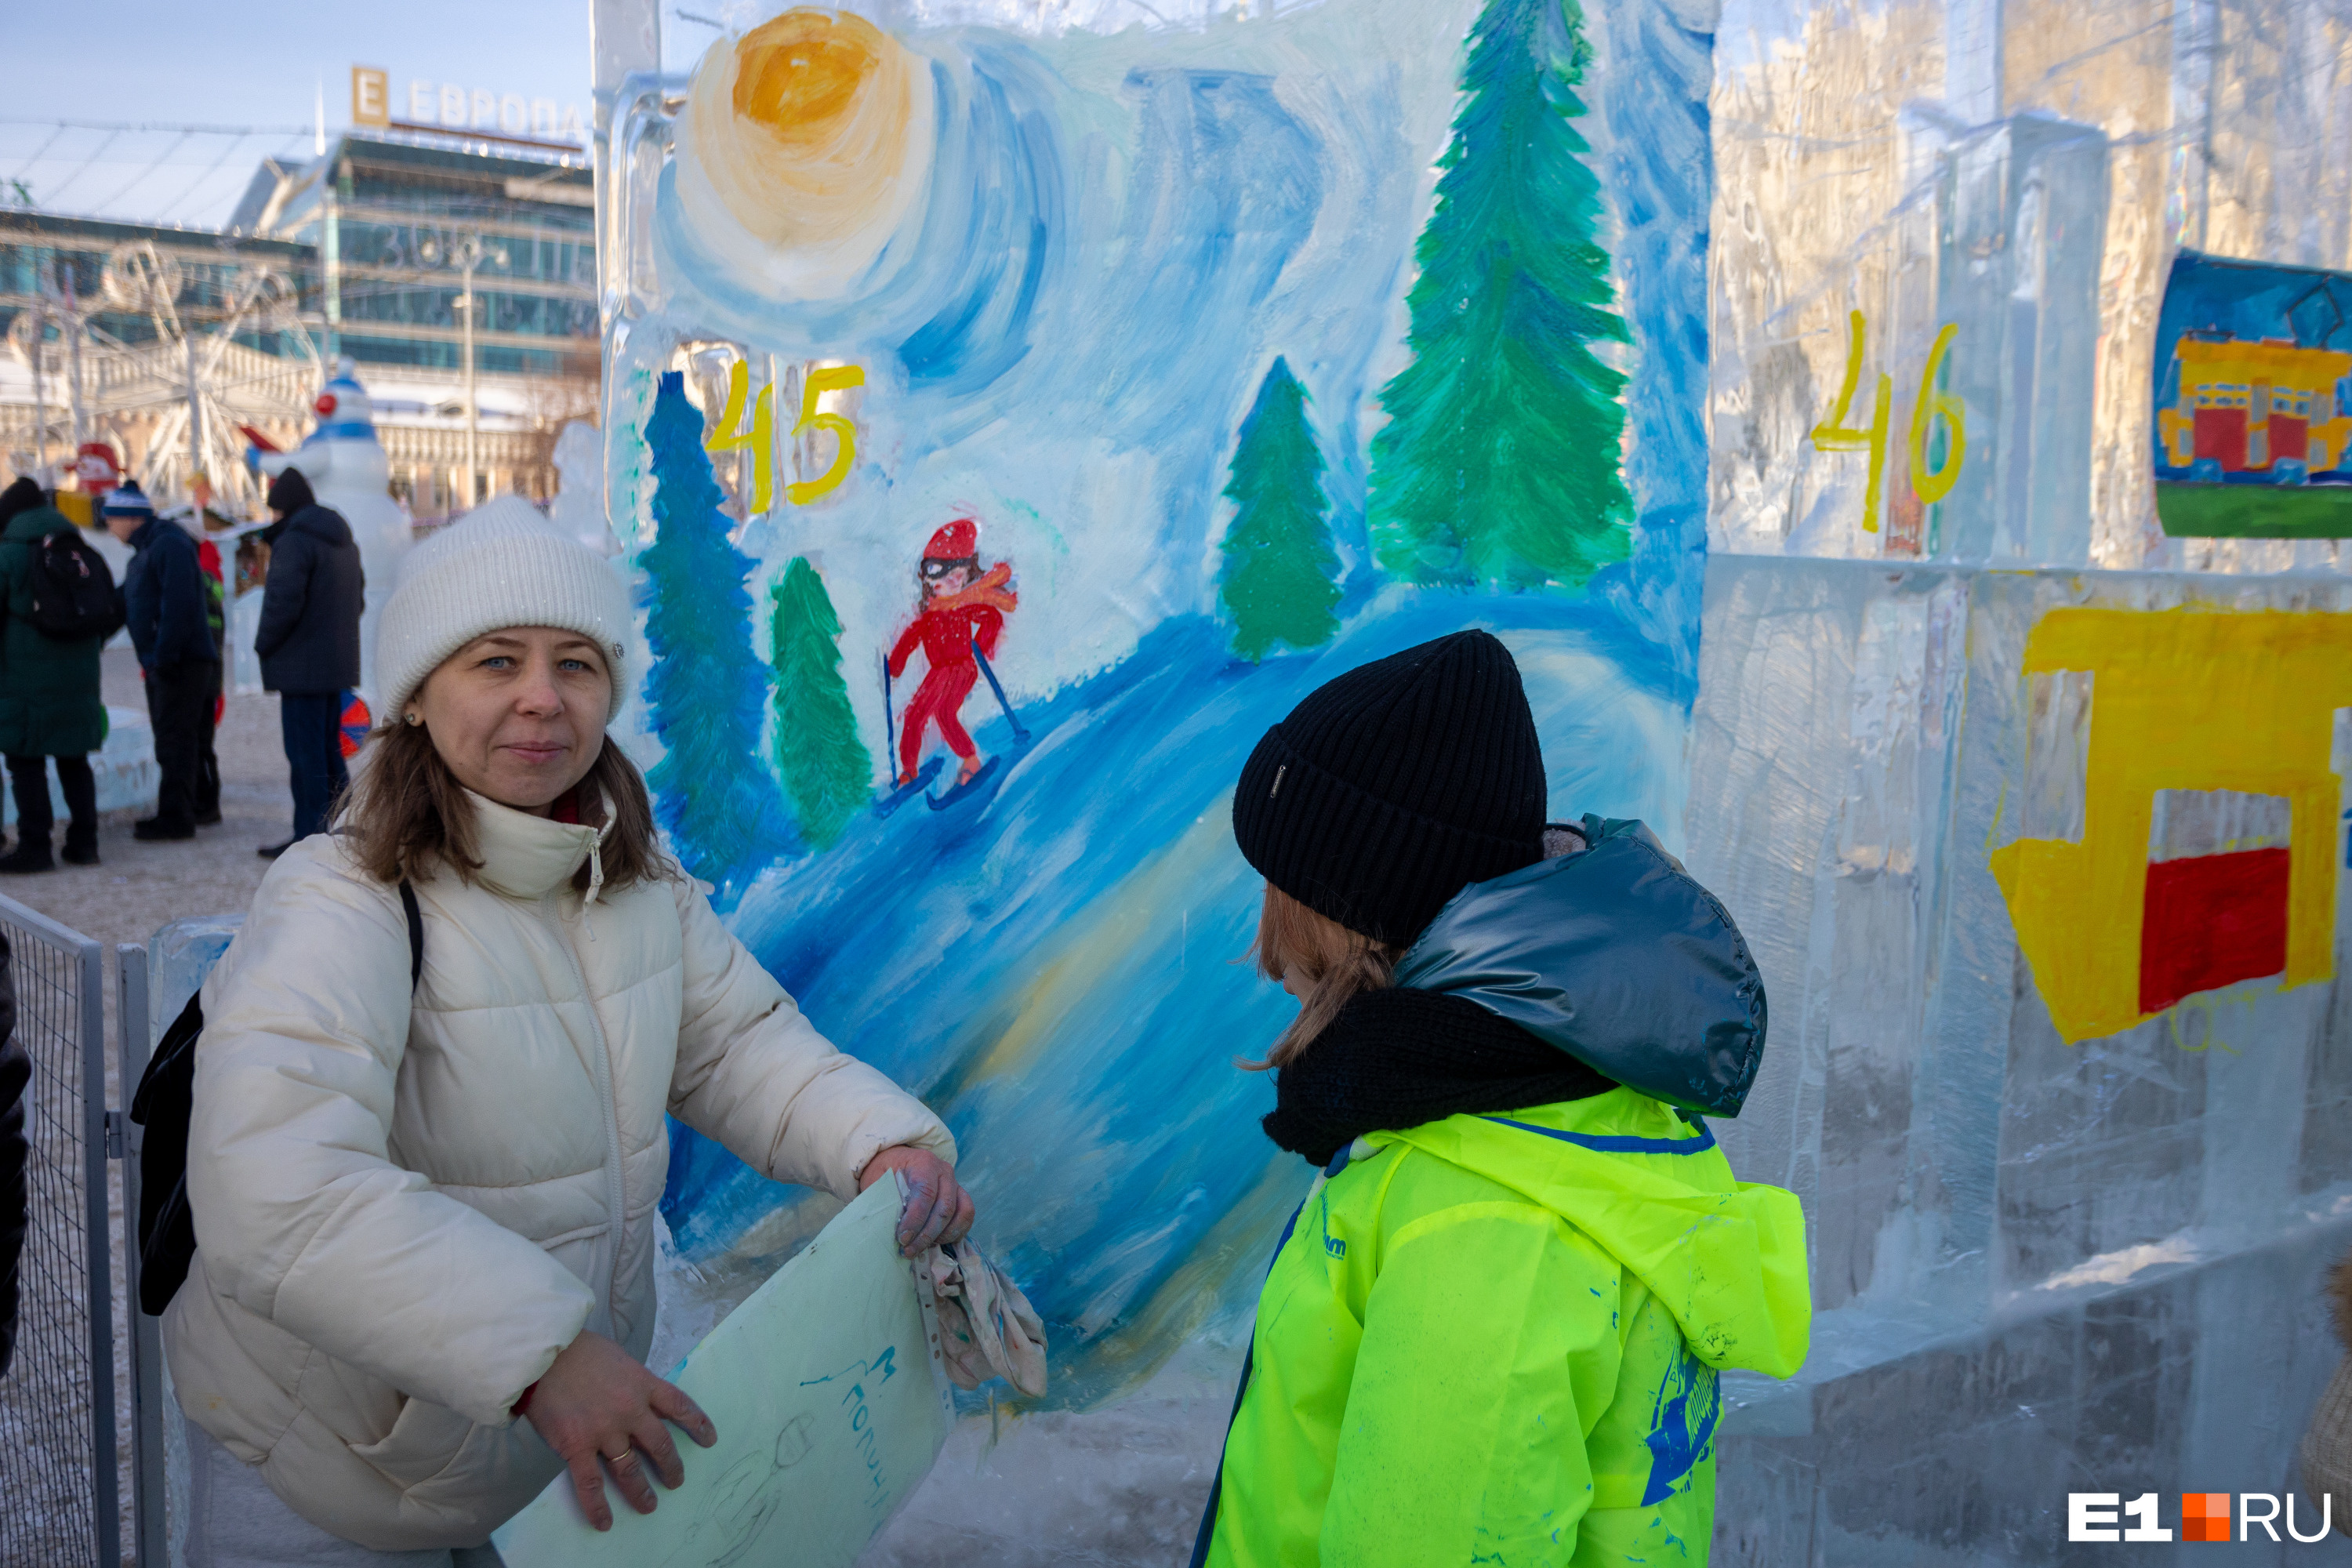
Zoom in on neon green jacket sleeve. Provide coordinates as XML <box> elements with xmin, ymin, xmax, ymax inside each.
<box><xmin>1320</xmin><ymin>1203</ymin><xmax>1624</xmax><ymax>1564</ymax></box>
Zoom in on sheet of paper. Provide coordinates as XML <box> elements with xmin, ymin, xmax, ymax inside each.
<box><xmin>492</xmin><ymin>1177</ymin><xmax>953</xmax><ymax>1568</ymax></box>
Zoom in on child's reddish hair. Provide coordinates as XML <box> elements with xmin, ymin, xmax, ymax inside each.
<box><xmin>1243</xmin><ymin>883</ymin><xmax>1402</xmax><ymax>1070</ymax></box>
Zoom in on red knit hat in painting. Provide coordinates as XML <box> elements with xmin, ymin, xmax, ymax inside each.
<box><xmin>924</xmin><ymin>519</ymin><xmax>978</xmax><ymax>560</ymax></box>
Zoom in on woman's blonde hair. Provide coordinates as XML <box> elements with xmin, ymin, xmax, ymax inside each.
<box><xmin>335</xmin><ymin>720</ymin><xmax>674</xmax><ymax>893</ymax></box>
<box><xmin>1244</xmin><ymin>883</ymin><xmax>1403</xmax><ymax>1070</ymax></box>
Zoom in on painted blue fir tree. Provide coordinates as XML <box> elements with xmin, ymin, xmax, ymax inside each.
<box><xmin>638</xmin><ymin>369</ymin><xmax>791</xmax><ymax>898</ymax></box>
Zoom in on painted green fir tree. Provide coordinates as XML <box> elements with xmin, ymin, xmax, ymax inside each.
<box><xmin>639</xmin><ymin>370</ymin><xmax>789</xmax><ymax>893</ymax></box>
<box><xmin>768</xmin><ymin>557</ymin><xmax>873</xmax><ymax>851</ymax></box>
<box><xmin>1365</xmin><ymin>0</ymin><xmax>1633</xmax><ymax>590</ymax></box>
<box><xmin>1218</xmin><ymin>358</ymin><xmax>1341</xmax><ymax>662</ymax></box>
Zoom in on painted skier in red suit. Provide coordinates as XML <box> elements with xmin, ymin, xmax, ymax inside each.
<box><xmin>889</xmin><ymin>519</ymin><xmax>1018</xmax><ymax>788</ymax></box>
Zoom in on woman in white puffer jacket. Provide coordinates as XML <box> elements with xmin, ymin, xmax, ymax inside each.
<box><xmin>165</xmin><ymin>503</ymin><xmax>973</xmax><ymax>1566</ymax></box>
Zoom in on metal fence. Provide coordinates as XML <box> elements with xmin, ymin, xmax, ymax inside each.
<box><xmin>0</xmin><ymin>892</ymin><xmax>118</xmax><ymax>1568</ymax></box>
<box><xmin>116</xmin><ymin>943</ymin><xmax>167</xmax><ymax>1568</ymax></box>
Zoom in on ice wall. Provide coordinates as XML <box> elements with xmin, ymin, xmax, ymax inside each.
<box><xmin>1693</xmin><ymin>561</ymin><xmax>2352</xmax><ymax>1563</ymax></box>
<box><xmin>1702</xmin><ymin>0</ymin><xmax>2352</xmax><ymax>1549</ymax></box>
<box><xmin>1711</xmin><ymin>0</ymin><xmax>2352</xmax><ymax>574</ymax></box>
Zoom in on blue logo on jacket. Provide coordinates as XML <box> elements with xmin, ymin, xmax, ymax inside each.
<box><xmin>1641</xmin><ymin>1343</ymin><xmax>1721</xmax><ymax>1506</ymax></box>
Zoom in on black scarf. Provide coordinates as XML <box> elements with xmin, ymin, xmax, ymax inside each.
<box><xmin>1262</xmin><ymin>988</ymin><xmax>1616</xmax><ymax>1167</ymax></box>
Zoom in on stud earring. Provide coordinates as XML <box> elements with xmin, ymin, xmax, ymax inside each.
<box><xmin>405</xmin><ymin>711</ymin><xmax>422</xmax><ymax>727</ymax></box>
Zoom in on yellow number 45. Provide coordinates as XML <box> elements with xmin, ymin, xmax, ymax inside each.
<box><xmin>789</xmin><ymin>364</ymin><xmax>866</xmax><ymax>506</ymax></box>
<box><xmin>703</xmin><ymin>360</ymin><xmax>775</xmax><ymax>513</ymax></box>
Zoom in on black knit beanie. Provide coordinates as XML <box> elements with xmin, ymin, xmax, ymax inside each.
<box><xmin>1232</xmin><ymin>630</ymin><xmax>1547</xmax><ymax>946</ymax></box>
<box><xmin>266</xmin><ymin>466</ymin><xmax>315</xmax><ymax>517</ymax></box>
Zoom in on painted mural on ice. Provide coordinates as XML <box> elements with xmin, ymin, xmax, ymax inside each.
<box><xmin>600</xmin><ymin>0</ymin><xmax>1713</xmax><ymax>1400</ymax></box>
<box><xmin>2151</xmin><ymin>252</ymin><xmax>2352</xmax><ymax>541</ymax></box>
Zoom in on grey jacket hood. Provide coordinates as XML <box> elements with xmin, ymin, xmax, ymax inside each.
<box><xmin>1391</xmin><ymin>815</ymin><xmax>1768</xmax><ymax>1116</ymax></box>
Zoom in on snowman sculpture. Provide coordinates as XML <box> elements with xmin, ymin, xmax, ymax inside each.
<box><xmin>243</xmin><ymin>358</ymin><xmax>412</xmax><ymax>703</ymax></box>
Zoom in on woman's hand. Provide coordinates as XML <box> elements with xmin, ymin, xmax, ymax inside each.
<box><xmin>520</xmin><ymin>1330</ymin><xmax>717</xmax><ymax>1530</ymax></box>
<box><xmin>859</xmin><ymin>1144</ymin><xmax>975</xmax><ymax>1257</ymax></box>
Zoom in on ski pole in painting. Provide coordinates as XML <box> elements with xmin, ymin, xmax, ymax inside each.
<box><xmin>885</xmin><ymin>520</ymin><xmax>1019</xmax><ymax>792</ymax></box>
<box><xmin>971</xmin><ymin>640</ymin><xmax>1031</xmax><ymax>746</ymax></box>
<box><xmin>873</xmin><ymin>658</ymin><xmax>944</xmax><ymax>820</ymax></box>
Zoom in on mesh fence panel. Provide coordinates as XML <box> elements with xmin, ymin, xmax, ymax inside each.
<box><xmin>0</xmin><ymin>901</ymin><xmax>107</xmax><ymax>1568</ymax></box>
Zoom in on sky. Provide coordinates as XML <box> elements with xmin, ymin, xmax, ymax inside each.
<box><xmin>0</xmin><ymin>2</ymin><xmax>1283</xmax><ymax>230</ymax></box>
<box><xmin>0</xmin><ymin>0</ymin><xmax>599</xmax><ymax>230</ymax></box>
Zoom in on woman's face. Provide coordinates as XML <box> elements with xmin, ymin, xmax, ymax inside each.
<box><xmin>411</xmin><ymin>627</ymin><xmax>611</xmax><ymax>815</ymax></box>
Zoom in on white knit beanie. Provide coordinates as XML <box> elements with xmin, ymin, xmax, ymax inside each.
<box><xmin>376</xmin><ymin>495</ymin><xmax>633</xmax><ymax>720</ymax></box>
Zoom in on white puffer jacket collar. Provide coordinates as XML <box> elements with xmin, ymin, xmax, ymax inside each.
<box><xmin>464</xmin><ymin>788</ymin><xmax>607</xmax><ymax>902</ymax></box>
<box><xmin>164</xmin><ymin>814</ymin><xmax>953</xmax><ymax>1552</ymax></box>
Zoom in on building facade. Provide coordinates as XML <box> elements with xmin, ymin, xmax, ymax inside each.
<box><xmin>3</xmin><ymin>125</ymin><xmax>597</xmax><ymax>521</ymax></box>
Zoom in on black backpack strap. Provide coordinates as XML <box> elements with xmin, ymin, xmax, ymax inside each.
<box><xmin>398</xmin><ymin>879</ymin><xmax>423</xmax><ymax>991</ymax></box>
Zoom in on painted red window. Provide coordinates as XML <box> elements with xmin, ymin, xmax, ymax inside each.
<box><xmin>2270</xmin><ymin>412</ymin><xmax>2309</xmax><ymax>462</ymax></box>
<box><xmin>2140</xmin><ymin>847</ymin><xmax>2290</xmax><ymax>1013</ymax></box>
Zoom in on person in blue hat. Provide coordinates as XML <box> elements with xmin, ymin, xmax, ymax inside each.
<box><xmin>106</xmin><ymin>481</ymin><xmax>220</xmax><ymax>841</ymax></box>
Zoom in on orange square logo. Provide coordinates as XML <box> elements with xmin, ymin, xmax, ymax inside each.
<box><xmin>2182</xmin><ymin>1493</ymin><xmax>2231</xmax><ymax>1542</ymax></box>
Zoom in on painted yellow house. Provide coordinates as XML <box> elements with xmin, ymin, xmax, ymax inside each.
<box><xmin>1987</xmin><ymin>606</ymin><xmax>2352</xmax><ymax>1043</ymax></box>
<box><xmin>2158</xmin><ymin>338</ymin><xmax>2352</xmax><ymax>474</ymax></box>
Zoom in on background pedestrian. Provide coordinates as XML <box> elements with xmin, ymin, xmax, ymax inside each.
<box><xmin>0</xmin><ymin>476</ymin><xmax>109</xmax><ymax>871</ymax></box>
<box><xmin>0</xmin><ymin>929</ymin><xmax>24</xmax><ymax>1380</ymax></box>
<box><xmin>252</xmin><ymin>466</ymin><xmax>362</xmax><ymax>857</ymax></box>
<box><xmin>109</xmin><ymin>480</ymin><xmax>219</xmax><ymax>842</ymax></box>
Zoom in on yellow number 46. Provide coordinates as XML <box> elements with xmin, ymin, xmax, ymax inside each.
<box><xmin>1812</xmin><ymin>312</ymin><xmax>1967</xmax><ymax>530</ymax></box>
<box><xmin>1812</xmin><ymin>310</ymin><xmax>1893</xmax><ymax>532</ymax></box>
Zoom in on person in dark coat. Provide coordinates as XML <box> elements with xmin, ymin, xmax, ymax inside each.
<box><xmin>253</xmin><ymin>466</ymin><xmax>363</xmax><ymax>857</ymax></box>
<box><xmin>0</xmin><ymin>475</ymin><xmax>109</xmax><ymax>872</ymax></box>
<box><xmin>109</xmin><ymin>481</ymin><xmax>220</xmax><ymax>842</ymax></box>
<box><xmin>0</xmin><ymin>926</ymin><xmax>27</xmax><ymax>1379</ymax></box>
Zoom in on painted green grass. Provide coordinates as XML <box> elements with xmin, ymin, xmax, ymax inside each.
<box><xmin>2156</xmin><ymin>481</ymin><xmax>2352</xmax><ymax>539</ymax></box>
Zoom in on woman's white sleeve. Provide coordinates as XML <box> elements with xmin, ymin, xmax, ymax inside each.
<box><xmin>186</xmin><ymin>852</ymin><xmax>593</xmax><ymax>1427</ymax></box>
<box><xmin>667</xmin><ymin>879</ymin><xmax>956</xmax><ymax>1200</ymax></box>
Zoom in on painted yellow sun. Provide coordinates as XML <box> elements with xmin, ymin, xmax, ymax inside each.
<box><xmin>677</xmin><ymin>8</ymin><xmax>937</xmax><ymax>299</ymax></box>
<box><xmin>733</xmin><ymin>13</ymin><xmax>878</xmax><ymax>148</ymax></box>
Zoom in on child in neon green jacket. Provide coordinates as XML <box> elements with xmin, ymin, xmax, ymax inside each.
<box><xmin>1194</xmin><ymin>630</ymin><xmax>1812</xmax><ymax>1567</ymax></box>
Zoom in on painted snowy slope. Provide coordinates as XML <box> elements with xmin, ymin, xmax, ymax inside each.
<box><xmin>670</xmin><ymin>590</ymin><xmax>1690</xmax><ymax>1404</ymax></box>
